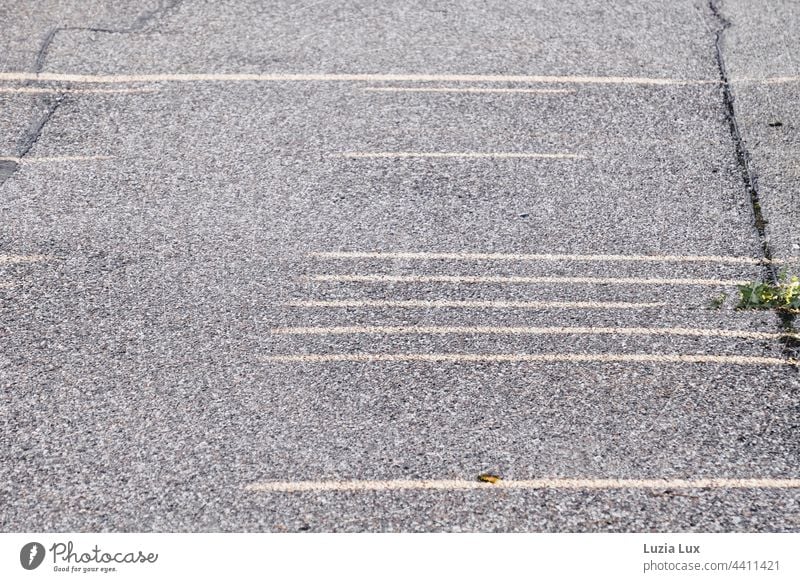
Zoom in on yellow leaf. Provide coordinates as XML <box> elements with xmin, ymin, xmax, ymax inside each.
<box><xmin>477</xmin><ymin>473</ymin><xmax>502</xmax><ymax>484</ymax></box>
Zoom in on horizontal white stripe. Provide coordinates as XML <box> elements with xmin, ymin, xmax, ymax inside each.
<box><xmin>284</xmin><ymin>300</ymin><xmax>665</xmax><ymax>309</ymax></box>
<box><xmin>0</xmin><ymin>282</ymin><xmax>13</xmax><ymax>288</ymax></box>
<box><xmin>0</xmin><ymin>72</ymin><xmax>713</xmax><ymax>85</ymax></box>
<box><xmin>307</xmin><ymin>274</ymin><xmax>747</xmax><ymax>286</ymax></box>
<box><xmin>735</xmin><ymin>76</ymin><xmax>800</xmax><ymax>84</ymax></box>
<box><xmin>338</xmin><ymin>152</ymin><xmax>582</xmax><ymax>159</ymax></box>
<box><xmin>269</xmin><ymin>326</ymin><xmax>799</xmax><ymax>340</ymax></box>
<box><xmin>0</xmin><ymin>155</ymin><xmax>113</xmax><ymax>163</ymax></box>
<box><xmin>363</xmin><ymin>87</ymin><xmax>574</xmax><ymax>94</ymax></box>
<box><xmin>0</xmin><ymin>254</ymin><xmax>50</xmax><ymax>264</ymax></box>
<box><xmin>262</xmin><ymin>353</ymin><xmax>794</xmax><ymax>365</ymax></box>
<box><xmin>0</xmin><ymin>87</ymin><xmax>155</xmax><ymax>94</ymax></box>
<box><xmin>245</xmin><ymin>477</ymin><xmax>800</xmax><ymax>492</ymax></box>
<box><xmin>310</xmin><ymin>251</ymin><xmax>784</xmax><ymax>264</ymax></box>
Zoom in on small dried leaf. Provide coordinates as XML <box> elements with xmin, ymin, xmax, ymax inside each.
<box><xmin>477</xmin><ymin>473</ymin><xmax>502</xmax><ymax>484</ymax></box>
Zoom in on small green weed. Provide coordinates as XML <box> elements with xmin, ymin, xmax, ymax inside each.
<box><xmin>708</xmin><ymin>293</ymin><xmax>727</xmax><ymax>309</ymax></box>
<box><xmin>737</xmin><ymin>273</ymin><xmax>800</xmax><ymax>312</ymax></box>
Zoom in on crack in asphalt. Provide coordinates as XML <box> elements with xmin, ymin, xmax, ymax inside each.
<box><xmin>1</xmin><ymin>2</ymin><xmax>183</xmax><ymax>186</ymax></box>
<box><xmin>34</xmin><ymin>0</ymin><xmax>183</xmax><ymax>73</ymax></box>
<box><xmin>709</xmin><ymin>0</ymin><xmax>799</xmax><ymax>362</ymax></box>
<box><xmin>0</xmin><ymin>97</ymin><xmax>63</xmax><ymax>187</ymax></box>
<box><xmin>709</xmin><ymin>0</ymin><xmax>775</xmax><ymax>280</ymax></box>
<box><xmin>16</xmin><ymin>98</ymin><xmax>63</xmax><ymax>158</ymax></box>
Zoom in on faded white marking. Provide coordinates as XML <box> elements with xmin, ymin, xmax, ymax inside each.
<box><xmin>363</xmin><ymin>87</ymin><xmax>574</xmax><ymax>94</ymax></box>
<box><xmin>284</xmin><ymin>299</ymin><xmax>665</xmax><ymax>309</ymax></box>
<box><xmin>269</xmin><ymin>325</ymin><xmax>799</xmax><ymax>340</ymax></box>
<box><xmin>0</xmin><ymin>254</ymin><xmax>51</xmax><ymax>264</ymax></box>
<box><xmin>0</xmin><ymin>72</ymin><xmax>714</xmax><ymax>85</ymax></box>
<box><xmin>307</xmin><ymin>274</ymin><xmax>747</xmax><ymax>286</ymax></box>
<box><xmin>734</xmin><ymin>76</ymin><xmax>800</xmax><ymax>85</ymax></box>
<box><xmin>0</xmin><ymin>87</ymin><xmax>156</xmax><ymax>94</ymax></box>
<box><xmin>338</xmin><ymin>152</ymin><xmax>582</xmax><ymax>159</ymax></box>
<box><xmin>262</xmin><ymin>353</ymin><xmax>794</xmax><ymax>366</ymax></box>
<box><xmin>0</xmin><ymin>156</ymin><xmax>113</xmax><ymax>163</ymax></box>
<box><xmin>310</xmin><ymin>251</ymin><xmax>786</xmax><ymax>265</ymax></box>
<box><xmin>245</xmin><ymin>477</ymin><xmax>800</xmax><ymax>493</ymax></box>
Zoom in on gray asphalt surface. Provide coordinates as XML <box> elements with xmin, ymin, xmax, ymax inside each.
<box><xmin>1</xmin><ymin>0</ymin><xmax>799</xmax><ymax>532</ymax></box>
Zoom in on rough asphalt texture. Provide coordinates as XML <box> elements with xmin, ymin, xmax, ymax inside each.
<box><xmin>1</xmin><ymin>1</ymin><xmax>798</xmax><ymax>531</ymax></box>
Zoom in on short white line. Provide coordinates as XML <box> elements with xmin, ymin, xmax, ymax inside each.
<box><xmin>284</xmin><ymin>300</ymin><xmax>665</xmax><ymax>309</ymax></box>
<box><xmin>0</xmin><ymin>254</ymin><xmax>50</xmax><ymax>264</ymax></box>
<box><xmin>307</xmin><ymin>274</ymin><xmax>747</xmax><ymax>286</ymax></box>
<box><xmin>0</xmin><ymin>72</ymin><xmax>714</xmax><ymax>85</ymax></box>
<box><xmin>310</xmin><ymin>251</ymin><xmax>786</xmax><ymax>265</ymax></box>
<box><xmin>262</xmin><ymin>353</ymin><xmax>794</xmax><ymax>366</ymax></box>
<box><xmin>0</xmin><ymin>282</ymin><xmax>13</xmax><ymax>288</ymax></box>
<box><xmin>363</xmin><ymin>86</ymin><xmax>574</xmax><ymax>94</ymax></box>
<box><xmin>734</xmin><ymin>76</ymin><xmax>800</xmax><ymax>85</ymax></box>
<box><xmin>338</xmin><ymin>152</ymin><xmax>582</xmax><ymax>159</ymax></box>
<box><xmin>245</xmin><ymin>477</ymin><xmax>800</xmax><ymax>493</ymax></box>
<box><xmin>0</xmin><ymin>87</ymin><xmax>156</xmax><ymax>94</ymax></box>
<box><xmin>269</xmin><ymin>326</ymin><xmax>799</xmax><ymax>340</ymax></box>
<box><xmin>0</xmin><ymin>156</ymin><xmax>113</xmax><ymax>163</ymax></box>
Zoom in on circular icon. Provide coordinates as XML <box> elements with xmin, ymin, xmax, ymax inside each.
<box><xmin>20</xmin><ymin>542</ymin><xmax>46</xmax><ymax>570</ymax></box>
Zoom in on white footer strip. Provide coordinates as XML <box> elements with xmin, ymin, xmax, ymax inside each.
<box><xmin>245</xmin><ymin>478</ymin><xmax>800</xmax><ymax>492</ymax></box>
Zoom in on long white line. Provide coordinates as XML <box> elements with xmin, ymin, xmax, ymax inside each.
<box><xmin>245</xmin><ymin>477</ymin><xmax>800</xmax><ymax>493</ymax></box>
<box><xmin>0</xmin><ymin>72</ymin><xmax>713</xmax><ymax>85</ymax></box>
<box><xmin>309</xmin><ymin>251</ymin><xmax>784</xmax><ymax>265</ymax></box>
<box><xmin>363</xmin><ymin>87</ymin><xmax>574</xmax><ymax>94</ymax></box>
<box><xmin>0</xmin><ymin>87</ymin><xmax>155</xmax><ymax>94</ymax></box>
<box><xmin>268</xmin><ymin>325</ymin><xmax>800</xmax><ymax>340</ymax></box>
<box><xmin>283</xmin><ymin>300</ymin><xmax>665</xmax><ymax>309</ymax></box>
<box><xmin>0</xmin><ymin>156</ymin><xmax>113</xmax><ymax>163</ymax></box>
<box><xmin>338</xmin><ymin>152</ymin><xmax>583</xmax><ymax>159</ymax></box>
<box><xmin>0</xmin><ymin>254</ymin><xmax>50</xmax><ymax>264</ymax></box>
<box><xmin>262</xmin><ymin>353</ymin><xmax>795</xmax><ymax>365</ymax></box>
<box><xmin>307</xmin><ymin>274</ymin><xmax>747</xmax><ymax>286</ymax></box>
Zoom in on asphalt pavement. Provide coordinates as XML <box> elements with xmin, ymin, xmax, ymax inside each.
<box><xmin>1</xmin><ymin>0</ymin><xmax>799</xmax><ymax>532</ymax></box>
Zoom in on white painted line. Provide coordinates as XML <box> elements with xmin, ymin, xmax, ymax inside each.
<box><xmin>734</xmin><ymin>76</ymin><xmax>800</xmax><ymax>85</ymax></box>
<box><xmin>0</xmin><ymin>282</ymin><xmax>13</xmax><ymax>288</ymax></box>
<box><xmin>310</xmin><ymin>251</ymin><xmax>786</xmax><ymax>265</ymax></box>
<box><xmin>262</xmin><ymin>353</ymin><xmax>795</xmax><ymax>366</ymax></box>
<box><xmin>284</xmin><ymin>299</ymin><xmax>665</xmax><ymax>309</ymax></box>
<box><xmin>363</xmin><ymin>86</ymin><xmax>574</xmax><ymax>94</ymax></box>
<box><xmin>269</xmin><ymin>325</ymin><xmax>800</xmax><ymax>340</ymax></box>
<box><xmin>307</xmin><ymin>274</ymin><xmax>748</xmax><ymax>286</ymax></box>
<box><xmin>0</xmin><ymin>156</ymin><xmax>113</xmax><ymax>163</ymax></box>
<box><xmin>0</xmin><ymin>87</ymin><xmax>156</xmax><ymax>94</ymax></box>
<box><xmin>245</xmin><ymin>477</ymin><xmax>800</xmax><ymax>493</ymax></box>
<box><xmin>0</xmin><ymin>254</ymin><xmax>51</xmax><ymax>264</ymax></box>
<box><xmin>338</xmin><ymin>152</ymin><xmax>583</xmax><ymax>159</ymax></box>
<box><xmin>0</xmin><ymin>72</ymin><xmax>714</xmax><ymax>85</ymax></box>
